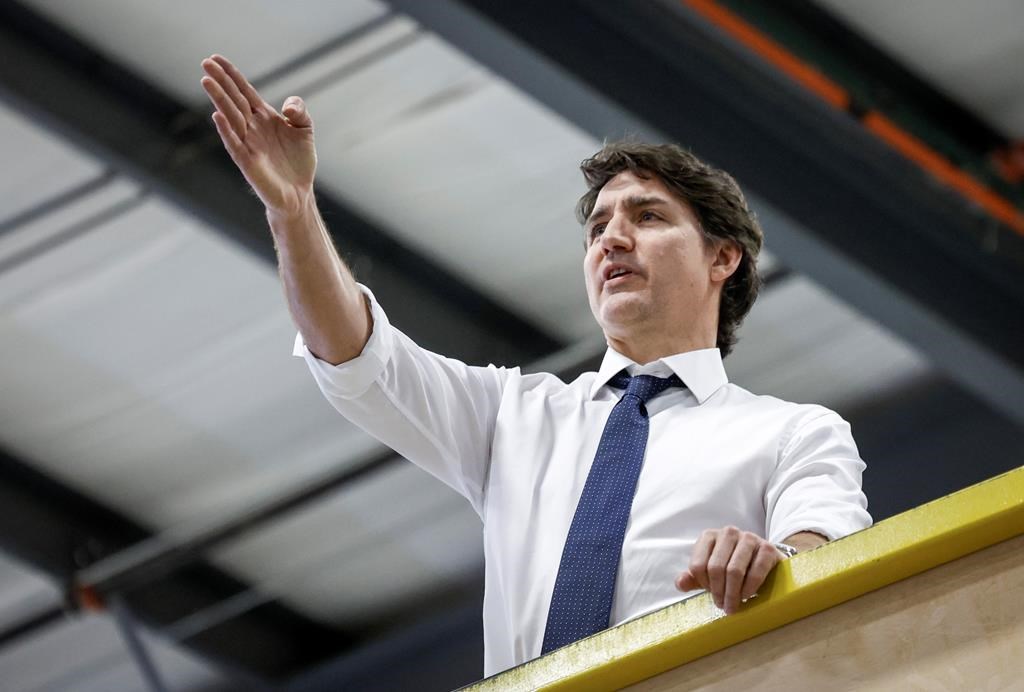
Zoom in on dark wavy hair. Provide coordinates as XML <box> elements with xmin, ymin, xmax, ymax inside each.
<box><xmin>576</xmin><ymin>141</ymin><xmax>764</xmax><ymax>357</ymax></box>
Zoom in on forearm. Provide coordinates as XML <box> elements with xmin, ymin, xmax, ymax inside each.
<box><xmin>782</xmin><ymin>530</ymin><xmax>828</xmax><ymax>553</ymax></box>
<box><xmin>269</xmin><ymin>195</ymin><xmax>371</xmax><ymax>365</ymax></box>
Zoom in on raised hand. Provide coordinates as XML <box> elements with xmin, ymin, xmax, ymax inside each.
<box><xmin>200</xmin><ymin>55</ymin><xmax>316</xmax><ymax>217</ymax></box>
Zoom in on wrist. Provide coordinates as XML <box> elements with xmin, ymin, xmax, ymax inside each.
<box><xmin>266</xmin><ymin>190</ymin><xmax>317</xmax><ymax>226</ymax></box>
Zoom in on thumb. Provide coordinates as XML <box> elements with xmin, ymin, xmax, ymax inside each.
<box><xmin>281</xmin><ymin>96</ymin><xmax>312</xmax><ymax>127</ymax></box>
<box><xmin>676</xmin><ymin>570</ymin><xmax>699</xmax><ymax>592</ymax></box>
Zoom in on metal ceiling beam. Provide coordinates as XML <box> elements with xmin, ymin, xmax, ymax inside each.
<box><xmin>77</xmin><ymin>449</ymin><xmax>398</xmax><ymax>597</ymax></box>
<box><xmin>392</xmin><ymin>0</ymin><xmax>1024</xmax><ymax>425</ymax></box>
<box><xmin>0</xmin><ymin>1</ymin><xmax>559</xmax><ymax>675</ymax></box>
<box><xmin>63</xmin><ymin>330</ymin><xmax>628</xmax><ymax>628</ymax></box>
<box><xmin>2</xmin><ymin>0</ymin><xmax>1018</xmax><ymax>684</ymax></box>
<box><xmin>849</xmin><ymin>376</ymin><xmax>1024</xmax><ymax>518</ymax></box>
<box><xmin>287</xmin><ymin>599</ymin><xmax>484</xmax><ymax>692</ymax></box>
<box><xmin>0</xmin><ymin>0</ymin><xmax>560</xmax><ymax>366</ymax></box>
<box><xmin>766</xmin><ymin>0</ymin><xmax>1011</xmax><ymax>155</ymax></box>
<box><xmin>0</xmin><ymin>447</ymin><xmax>353</xmax><ymax>680</ymax></box>
<box><xmin>0</xmin><ymin>330</ymin><xmax>622</xmax><ymax>675</ymax></box>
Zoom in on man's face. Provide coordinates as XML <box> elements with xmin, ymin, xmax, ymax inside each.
<box><xmin>583</xmin><ymin>170</ymin><xmax>720</xmax><ymax>342</ymax></box>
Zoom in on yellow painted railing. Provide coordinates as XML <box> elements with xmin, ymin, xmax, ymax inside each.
<box><xmin>466</xmin><ymin>465</ymin><xmax>1024</xmax><ymax>691</ymax></box>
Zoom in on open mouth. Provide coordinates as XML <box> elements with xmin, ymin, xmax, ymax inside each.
<box><xmin>604</xmin><ymin>266</ymin><xmax>635</xmax><ymax>287</ymax></box>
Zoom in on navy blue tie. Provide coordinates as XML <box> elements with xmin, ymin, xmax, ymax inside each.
<box><xmin>541</xmin><ymin>370</ymin><xmax>683</xmax><ymax>654</ymax></box>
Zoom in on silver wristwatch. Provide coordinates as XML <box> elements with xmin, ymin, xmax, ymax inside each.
<box><xmin>774</xmin><ymin>542</ymin><xmax>798</xmax><ymax>559</ymax></box>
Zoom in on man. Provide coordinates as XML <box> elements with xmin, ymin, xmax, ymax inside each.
<box><xmin>201</xmin><ymin>54</ymin><xmax>870</xmax><ymax>676</ymax></box>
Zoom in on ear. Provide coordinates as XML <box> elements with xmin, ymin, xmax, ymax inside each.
<box><xmin>709</xmin><ymin>239</ymin><xmax>743</xmax><ymax>284</ymax></box>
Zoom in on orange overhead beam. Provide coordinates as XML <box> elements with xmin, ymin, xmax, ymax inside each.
<box><xmin>684</xmin><ymin>0</ymin><xmax>849</xmax><ymax>110</ymax></box>
<box><xmin>864</xmin><ymin>112</ymin><xmax>1024</xmax><ymax>234</ymax></box>
<box><xmin>683</xmin><ymin>0</ymin><xmax>1024</xmax><ymax>237</ymax></box>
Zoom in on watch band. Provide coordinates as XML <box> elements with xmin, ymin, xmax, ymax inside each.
<box><xmin>774</xmin><ymin>542</ymin><xmax>798</xmax><ymax>558</ymax></box>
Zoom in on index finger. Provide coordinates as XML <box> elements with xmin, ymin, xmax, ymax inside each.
<box><xmin>686</xmin><ymin>530</ymin><xmax>717</xmax><ymax>590</ymax></box>
<box><xmin>210</xmin><ymin>54</ymin><xmax>266</xmax><ymax>112</ymax></box>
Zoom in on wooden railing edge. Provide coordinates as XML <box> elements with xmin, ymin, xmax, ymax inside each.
<box><xmin>465</xmin><ymin>465</ymin><xmax>1024</xmax><ymax>691</ymax></box>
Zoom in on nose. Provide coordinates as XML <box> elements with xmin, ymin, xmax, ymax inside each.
<box><xmin>598</xmin><ymin>213</ymin><xmax>635</xmax><ymax>254</ymax></box>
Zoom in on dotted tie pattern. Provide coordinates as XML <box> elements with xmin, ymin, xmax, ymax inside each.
<box><xmin>541</xmin><ymin>371</ymin><xmax>683</xmax><ymax>654</ymax></box>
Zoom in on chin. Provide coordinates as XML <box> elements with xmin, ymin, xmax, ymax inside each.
<box><xmin>599</xmin><ymin>296</ymin><xmax>648</xmax><ymax>332</ymax></box>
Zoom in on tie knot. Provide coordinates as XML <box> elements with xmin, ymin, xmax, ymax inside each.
<box><xmin>609</xmin><ymin>371</ymin><xmax>683</xmax><ymax>404</ymax></box>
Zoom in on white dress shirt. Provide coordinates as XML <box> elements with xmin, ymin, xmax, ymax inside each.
<box><xmin>293</xmin><ymin>285</ymin><xmax>871</xmax><ymax>676</ymax></box>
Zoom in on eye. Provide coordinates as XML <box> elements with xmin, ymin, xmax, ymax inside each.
<box><xmin>639</xmin><ymin>210</ymin><xmax>658</xmax><ymax>222</ymax></box>
<box><xmin>588</xmin><ymin>223</ymin><xmax>606</xmax><ymax>241</ymax></box>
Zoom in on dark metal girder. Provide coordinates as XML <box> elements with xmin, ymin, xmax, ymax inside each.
<box><xmin>0</xmin><ymin>0</ymin><xmax>560</xmax><ymax>366</ymax></box>
<box><xmin>392</xmin><ymin>0</ymin><xmax>1024</xmax><ymax>425</ymax></box>
<box><xmin>66</xmin><ymin>330</ymin><xmax>625</xmax><ymax>631</ymax></box>
<box><xmin>77</xmin><ymin>449</ymin><xmax>399</xmax><ymax>597</ymax></box>
<box><xmin>0</xmin><ymin>448</ymin><xmax>354</xmax><ymax>680</ymax></box>
<box><xmin>767</xmin><ymin>0</ymin><xmax>1011</xmax><ymax>155</ymax></box>
<box><xmin>0</xmin><ymin>606</ymin><xmax>66</xmax><ymax>651</ymax></box>
<box><xmin>0</xmin><ymin>328</ymin><xmax>628</xmax><ymax>675</ymax></box>
<box><xmin>2</xmin><ymin>0</ymin><xmax>1019</xmax><ymax>686</ymax></box>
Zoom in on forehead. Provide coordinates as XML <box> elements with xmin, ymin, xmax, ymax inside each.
<box><xmin>592</xmin><ymin>170</ymin><xmax>684</xmax><ymax>213</ymax></box>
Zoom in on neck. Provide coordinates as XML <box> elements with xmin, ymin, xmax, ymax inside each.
<box><xmin>605</xmin><ymin>329</ymin><xmax>715</xmax><ymax>365</ymax></box>
<box><xmin>600</xmin><ymin>301</ymin><xmax>720</xmax><ymax>364</ymax></box>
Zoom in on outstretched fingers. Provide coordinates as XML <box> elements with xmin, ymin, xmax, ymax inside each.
<box><xmin>202</xmin><ymin>58</ymin><xmax>251</xmax><ymax>124</ymax></box>
<box><xmin>201</xmin><ymin>71</ymin><xmax>248</xmax><ymax>139</ymax></box>
<box><xmin>210</xmin><ymin>54</ymin><xmax>266</xmax><ymax>114</ymax></box>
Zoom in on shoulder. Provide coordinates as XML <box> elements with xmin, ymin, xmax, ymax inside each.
<box><xmin>499</xmin><ymin>367</ymin><xmax>601</xmax><ymax>401</ymax></box>
<box><xmin>712</xmin><ymin>384</ymin><xmax>851</xmax><ymax>446</ymax></box>
<box><xmin>711</xmin><ymin>382</ymin><xmax>834</xmax><ymax>418</ymax></box>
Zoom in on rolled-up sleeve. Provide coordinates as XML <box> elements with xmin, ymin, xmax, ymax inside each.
<box><xmin>764</xmin><ymin>408</ymin><xmax>872</xmax><ymax>544</ymax></box>
<box><xmin>293</xmin><ymin>284</ymin><xmax>509</xmax><ymax>516</ymax></box>
<box><xmin>293</xmin><ymin>285</ymin><xmax>395</xmax><ymax>398</ymax></box>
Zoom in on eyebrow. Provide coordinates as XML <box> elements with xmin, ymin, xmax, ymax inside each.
<box><xmin>586</xmin><ymin>194</ymin><xmax>672</xmax><ymax>228</ymax></box>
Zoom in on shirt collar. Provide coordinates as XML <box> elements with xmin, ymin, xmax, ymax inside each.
<box><xmin>590</xmin><ymin>346</ymin><xmax>729</xmax><ymax>404</ymax></box>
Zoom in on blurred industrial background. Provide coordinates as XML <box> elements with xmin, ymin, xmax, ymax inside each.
<box><xmin>1</xmin><ymin>0</ymin><xmax>1022</xmax><ymax>690</ymax></box>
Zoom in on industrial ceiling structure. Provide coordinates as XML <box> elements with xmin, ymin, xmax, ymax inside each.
<box><xmin>1</xmin><ymin>1</ymin><xmax>1022</xmax><ymax>690</ymax></box>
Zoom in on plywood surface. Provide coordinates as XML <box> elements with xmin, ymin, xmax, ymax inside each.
<box><xmin>627</xmin><ymin>533</ymin><xmax>1024</xmax><ymax>691</ymax></box>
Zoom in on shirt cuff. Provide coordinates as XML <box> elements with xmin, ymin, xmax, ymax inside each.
<box><xmin>769</xmin><ymin>522</ymin><xmax>844</xmax><ymax>544</ymax></box>
<box><xmin>291</xmin><ymin>283</ymin><xmax>394</xmax><ymax>398</ymax></box>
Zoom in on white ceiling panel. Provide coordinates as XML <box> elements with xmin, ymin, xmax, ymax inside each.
<box><xmin>18</xmin><ymin>0</ymin><xmax>763</xmax><ymax>347</ymax></box>
<box><xmin>0</xmin><ymin>612</ymin><xmax>227</xmax><ymax>692</ymax></box>
<box><xmin>19</xmin><ymin>0</ymin><xmax>605</xmax><ymax>340</ymax></box>
<box><xmin>22</xmin><ymin>0</ymin><xmax>389</xmax><ymax>105</ymax></box>
<box><xmin>215</xmin><ymin>461</ymin><xmax>481</xmax><ymax>626</ymax></box>
<box><xmin>0</xmin><ymin>104</ymin><xmax>104</xmax><ymax>224</ymax></box>
<box><xmin>309</xmin><ymin>32</ymin><xmax>599</xmax><ymax>341</ymax></box>
<box><xmin>0</xmin><ymin>176</ymin><xmax>140</xmax><ymax>267</ymax></box>
<box><xmin>281</xmin><ymin>529</ymin><xmax>460</xmax><ymax>625</ymax></box>
<box><xmin>815</xmin><ymin>0</ymin><xmax>1024</xmax><ymax>136</ymax></box>
<box><xmin>0</xmin><ymin>553</ymin><xmax>61</xmax><ymax>630</ymax></box>
<box><xmin>0</xmin><ymin>197</ymin><xmax>381</xmax><ymax>530</ymax></box>
<box><xmin>287</xmin><ymin>31</ymin><xmax>483</xmax><ymax>149</ymax></box>
<box><xmin>728</xmin><ymin>274</ymin><xmax>931</xmax><ymax>410</ymax></box>
<box><xmin>258</xmin><ymin>15</ymin><xmax>421</xmax><ymax>109</ymax></box>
